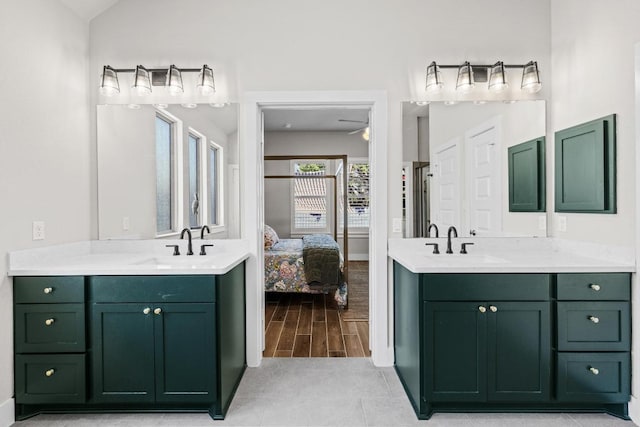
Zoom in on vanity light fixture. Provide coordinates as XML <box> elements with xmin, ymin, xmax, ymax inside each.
<box><xmin>99</xmin><ymin>65</ymin><xmax>120</xmax><ymax>96</ymax></box>
<box><xmin>132</xmin><ymin>65</ymin><xmax>152</xmax><ymax>95</ymax></box>
<box><xmin>521</xmin><ymin>61</ymin><xmax>542</xmax><ymax>93</ymax></box>
<box><xmin>455</xmin><ymin>61</ymin><xmax>475</xmax><ymax>93</ymax></box>
<box><xmin>425</xmin><ymin>61</ymin><xmax>444</xmax><ymax>92</ymax></box>
<box><xmin>425</xmin><ymin>60</ymin><xmax>542</xmax><ymax>93</ymax></box>
<box><xmin>99</xmin><ymin>64</ymin><xmax>217</xmax><ymax>97</ymax></box>
<box><xmin>488</xmin><ymin>61</ymin><xmax>508</xmax><ymax>92</ymax></box>
<box><xmin>166</xmin><ymin>64</ymin><xmax>184</xmax><ymax>95</ymax></box>
<box><xmin>196</xmin><ymin>65</ymin><xmax>216</xmax><ymax>96</ymax></box>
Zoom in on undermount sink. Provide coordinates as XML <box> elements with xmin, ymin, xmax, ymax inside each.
<box><xmin>133</xmin><ymin>256</ymin><xmax>213</xmax><ymax>267</ymax></box>
<box><xmin>423</xmin><ymin>254</ymin><xmax>509</xmax><ymax>264</ymax></box>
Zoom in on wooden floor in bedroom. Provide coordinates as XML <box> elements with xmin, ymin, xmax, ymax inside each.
<box><xmin>264</xmin><ymin>261</ymin><xmax>370</xmax><ymax>358</ymax></box>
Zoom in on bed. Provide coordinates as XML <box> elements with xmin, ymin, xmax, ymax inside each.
<box><xmin>264</xmin><ymin>225</ymin><xmax>347</xmax><ymax>307</ymax></box>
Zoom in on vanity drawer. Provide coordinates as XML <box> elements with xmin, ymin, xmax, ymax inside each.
<box><xmin>423</xmin><ymin>274</ymin><xmax>550</xmax><ymax>301</ymax></box>
<box><xmin>556</xmin><ymin>273</ymin><xmax>630</xmax><ymax>301</ymax></box>
<box><xmin>557</xmin><ymin>302</ymin><xmax>629</xmax><ymax>351</ymax></box>
<box><xmin>557</xmin><ymin>352</ymin><xmax>629</xmax><ymax>403</ymax></box>
<box><xmin>15</xmin><ymin>354</ymin><xmax>86</xmax><ymax>404</ymax></box>
<box><xmin>88</xmin><ymin>275</ymin><xmax>216</xmax><ymax>302</ymax></box>
<box><xmin>15</xmin><ymin>304</ymin><xmax>85</xmax><ymax>353</ymax></box>
<box><xmin>14</xmin><ymin>277</ymin><xmax>84</xmax><ymax>304</ymax></box>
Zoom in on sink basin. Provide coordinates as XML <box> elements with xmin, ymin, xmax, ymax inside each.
<box><xmin>424</xmin><ymin>254</ymin><xmax>508</xmax><ymax>264</ymax></box>
<box><xmin>133</xmin><ymin>256</ymin><xmax>214</xmax><ymax>268</ymax></box>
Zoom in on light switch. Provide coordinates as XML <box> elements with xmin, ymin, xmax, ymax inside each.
<box><xmin>122</xmin><ymin>216</ymin><xmax>130</xmax><ymax>231</ymax></box>
<box><xmin>392</xmin><ymin>218</ymin><xmax>403</xmax><ymax>233</ymax></box>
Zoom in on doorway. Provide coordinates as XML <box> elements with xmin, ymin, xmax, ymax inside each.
<box><xmin>241</xmin><ymin>91</ymin><xmax>391</xmax><ymax>367</ymax></box>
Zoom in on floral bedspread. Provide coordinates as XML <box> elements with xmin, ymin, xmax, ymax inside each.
<box><xmin>265</xmin><ymin>238</ymin><xmax>347</xmax><ymax>307</ymax></box>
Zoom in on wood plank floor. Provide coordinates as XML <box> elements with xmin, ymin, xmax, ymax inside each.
<box><xmin>264</xmin><ymin>261</ymin><xmax>370</xmax><ymax>358</ymax></box>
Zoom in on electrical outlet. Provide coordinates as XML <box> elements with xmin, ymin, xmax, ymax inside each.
<box><xmin>558</xmin><ymin>216</ymin><xmax>567</xmax><ymax>232</ymax></box>
<box><xmin>32</xmin><ymin>221</ymin><xmax>45</xmax><ymax>240</ymax></box>
<box><xmin>392</xmin><ymin>218</ymin><xmax>403</xmax><ymax>233</ymax></box>
<box><xmin>122</xmin><ymin>216</ymin><xmax>130</xmax><ymax>231</ymax></box>
<box><xmin>538</xmin><ymin>216</ymin><xmax>546</xmax><ymax>231</ymax></box>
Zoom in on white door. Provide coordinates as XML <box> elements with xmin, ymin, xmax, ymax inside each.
<box><xmin>432</xmin><ymin>139</ymin><xmax>461</xmax><ymax>231</ymax></box>
<box><xmin>465</xmin><ymin>118</ymin><xmax>502</xmax><ymax>236</ymax></box>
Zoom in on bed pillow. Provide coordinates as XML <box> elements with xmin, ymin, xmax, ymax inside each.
<box><xmin>264</xmin><ymin>225</ymin><xmax>279</xmax><ymax>249</ymax></box>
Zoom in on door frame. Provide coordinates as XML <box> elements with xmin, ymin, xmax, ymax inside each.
<box><xmin>241</xmin><ymin>90</ymin><xmax>391</xmax><ymax>367</ymax></box>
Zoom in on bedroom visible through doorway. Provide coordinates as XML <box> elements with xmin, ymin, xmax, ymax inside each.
<box><xmin>262</xmin><ymin>107</ymin><xmax>371</xmax><ymax>358</ymax></box>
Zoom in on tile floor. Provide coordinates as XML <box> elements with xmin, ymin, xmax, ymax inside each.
<box><xmin>12</xmin><ymin>358</ymin><xmax>638</xmax><ymax>427</ymax></box>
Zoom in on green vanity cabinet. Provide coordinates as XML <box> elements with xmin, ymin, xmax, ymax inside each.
<box><xmin>393</xmin><ymin>263</ymin><xmax>631</xmax><ymax>420</ymax></box>
<box><xmin>14</xmin><ymin>262</ymin><xmax>246</xmax><ymax>421</ymax></box>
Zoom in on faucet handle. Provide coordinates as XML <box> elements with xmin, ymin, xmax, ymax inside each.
<box><xmin>200</xmin><ymin>244</ymin><xmax>214</xmax><ymax>256</ymax></box>
<box><xmin>460</xmin><ymin>242</ymin><xmax>474</xmax><ymax>254</ymax></box>
<box><xmin>165</xmin><ymin>244</ymin><xmax>180</xmax><ymax>256</ymax></box>
<box><xmin>425</xmin><ymin>242</ymin><xmax>440</xmax><ymax>254</ymax></box>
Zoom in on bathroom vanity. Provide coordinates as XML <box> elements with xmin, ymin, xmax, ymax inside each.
<box><xmin>9</xmin><ymin>240</ymin><xmax>249</xmax><ymax>421</ymax></box>
<box><xmin>389</xmin><ymin>238</ymin><xmax>634</xmax><ymax>420</ymax></box>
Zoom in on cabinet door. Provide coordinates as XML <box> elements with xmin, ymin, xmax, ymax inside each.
<box><xmin>154</xmin><ymin>303</ymin><xmax>216</xmax><ymax>403</ymax></box>
<box><xmin>487</xmin><ymin>301</ymin><xmax>550</xmax><ymax>401</ymax></box>
<box><xmin>424</xmin><ymin>302</ymin><xmax>486</xmax><ymax>402</ymax></box>
<box><xmin>91</xmin><ymin>303</ymin><xmax>155</xmax><ymax>403</ymax></box>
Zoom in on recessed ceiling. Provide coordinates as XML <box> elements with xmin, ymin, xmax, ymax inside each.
<box><xmin>58</xmin><ymin>0</ymin><xmax>119</xmax><ymax>21</ymax></box>
<box><xmin>263</xmin><ymin>108</ymin><xmax>370</xmax><ymax>132</ymax></box>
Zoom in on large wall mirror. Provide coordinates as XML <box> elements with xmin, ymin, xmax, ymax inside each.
<box><xmin>402</xmin><ymin>100</ymin><xmax>546</xmax><ymax>238</ymax></box>
<box><xmin>97</xmin><ymin>103</ymin><xmax>239</xmax><ymax>240</ymax></box>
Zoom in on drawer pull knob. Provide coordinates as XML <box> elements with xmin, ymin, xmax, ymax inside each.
<box><xmin>45</xmin><ymin>369</ymin><xmax>55</xmax><ymax>377</ymax></box>
<box><xmin>478</xmin><ymin>306</ymin><xmax>486</xmax><ymax>313</ymax></box>
<box><xmin>143</xmin><ymin>307</ymin><xmax>151</xmax><ymax>315</ymax></box>
<box><xmin>589</xmin><ymin>367</ymin><xmax>600</xmax><ymax>375</ymax></box>
<box><xmin>43</xmin><ymin>287</ymin><xmax>53</xmax><ymax>294</ymax></box>
<box><xmin>45</xmin><ymin>318</ymin><xmax>55</xmax><ymax>326</ymax></box>
<box><xmin>590</xmin><ymin>284</ymin><xmax>601</xmax><ymax>291</ymax></box>
<box><xmin>154</xmin><ymin>308</ymin><xmax>162</xmax><ymax>315</ymax></box>
<box><xmin>589</xmin><ymin>316</ymin><xmax>600</xmax><ymax>324</ymax></box>
<box><xmin>489</xmin><ymin>305</ymin><xmax>498</xmax><ymax>313</ymax></box>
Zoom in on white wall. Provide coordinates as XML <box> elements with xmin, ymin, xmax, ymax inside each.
<box><xmin>429</xmin><ymin>101</ymin><xmax>546</xmax><ymax>237</ymax></box>
<box><xmin>0</xmin><ymin>1</ymin><xmax>91</xmax><ymax>425</ymax></box>
<box><xmin>550</xmin><ymin>0</ymin><xmax>640</xmax><ymax>247</ymax></box>
<box><xmin>264</xmin><ymin>131</ymin><xmax>369</xmax><ymax>258</ymax></box>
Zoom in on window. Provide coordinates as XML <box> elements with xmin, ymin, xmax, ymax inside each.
<box><xmin>341</xmin><ymin>159</ymin><xmax>370</xmax><ymax>229</ymax></box>
<box><xmin>188</xmin><ymin>133</ymin><xmax>201</xmax><ymax>228</ymax></box>
<box><xmin>208</xmin><ymin>143</ymin><xmax>220</xmax><ymax>225</ymax></box>
<box><xmin>292</xmin><ymin>161</ymin><xmax>328</xmax><ymax>231</ymax></box>
<box><xmin>155</xmin><ymin>114</ymin><xmax>174</xmax><ymax>234</ymax></box>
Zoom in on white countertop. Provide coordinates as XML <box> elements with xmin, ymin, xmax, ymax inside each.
<box><xmin>8</xmin><ymin>239</ymin><xmax>250</xmax><ymax>276</ymax></box>
<box><xmin>388</xmin><ymin>237</ymin><xmax>635</xmax><ymax>273</ymax></box>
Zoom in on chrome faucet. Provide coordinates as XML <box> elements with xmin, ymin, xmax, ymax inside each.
<box><xmin>180</xmin><ymin>228</ymin><xmax>194</xmax><ymax>255</ymax></box>
<box><xmin>446</xmin><ymin>226</ymin><xmax>458</xmax><ymax>254</ymax></box>
<box><xmin>200</xmin><ymin>224</ymin><xmax>210</xmax><ymax>239</ymax></box>
<box><xmin>427</xmin><ymin>223</ymin><xmax>439</xmax><ymax>238</ymax></box>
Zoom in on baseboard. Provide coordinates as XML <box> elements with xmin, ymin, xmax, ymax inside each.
<box><xmin>0</xmin><ymin>397</ymin><xmax>14</xmax><ymax>427</ymax></box>
<box><xmin>629</xmin><ymin>396</ymin><xmax>639</xmax><ymax>423</ymax></box>
<box><xmin>348</xmin><ymin>254</ymin><xmax>369</xmax><ymax>261</ymax></box>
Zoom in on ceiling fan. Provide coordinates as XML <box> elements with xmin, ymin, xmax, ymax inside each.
<box><xmin>338</xmin><ymin>119</ymin><xmax>369</xmax><ymax>135</ymax></box>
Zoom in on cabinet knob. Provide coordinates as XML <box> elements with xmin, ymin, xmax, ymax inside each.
<box><xmin>478</xmin><ymin>306</ymin><xmax>486</xmax><ymax>313</ymax></box>
<box><xmin>143</xmin><ymin>307</ymin><xmax>151</xmax><ymax>315</ymax></box>
<box><xmin>45</xmin><ymin>318</ymin><xmax>55</xmax><ymax>326</ymax></box>
<box><xmin>154</xmin><ymin>308</ymin><xmax>162</xmax><ymax>315</ymax></box>
<box><xmin>43</xmin><ymin>287</ymin><xmax>53</xmax><ymax>294</ymax></box>
<box><xmin>489</xmin><ymin>305</ymin><xmax>498</xmax><ymax>313</ymax></box>
<box><xmin>589</xmin><ymin>316</ymin><xmax>600</xmax><ymax>324</ymax></box>
<box><xmin>45</xmin><ymin>369</ymin><xmax>55</xmax><ymax>377</ymax></box>
<box><xmin>589</xmin><ymin>284</ymin><xmax>601</xmax><ymax>291</ymax></box>
<box><xmin>589</xmin><ymin>367</ymin><xmax>600</xmax><ymax>375</ymax></box>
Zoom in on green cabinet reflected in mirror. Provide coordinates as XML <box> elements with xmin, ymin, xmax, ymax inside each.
<box><xmin>508</xmin><ymin>137</ymin><xmax>545</xmax><ymax>212</ymax></box>
<box><xmin>554</xmin><ymin>114</ymin><xmax>616</xmax><ymax>214</ymax></box>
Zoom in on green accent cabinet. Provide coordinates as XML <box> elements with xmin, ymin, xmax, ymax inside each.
<box><xmin>554</xmin><ymin>115</ymin><xmax>616</xmax><ymax>213</ymax></box>
<box><xmin>508</xmin><ymin>137</ymin><xmax>546</xmax><ymax>212</ymax></box>
<box><xmin>14</xmin><ymin>262</ymin><xmax>246</xmax><ymax>421</ymax></box>
<box><xmin>393</xmin><ymin>263</ymin><xmax>630</xmax><ymax>420</ymax></box>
